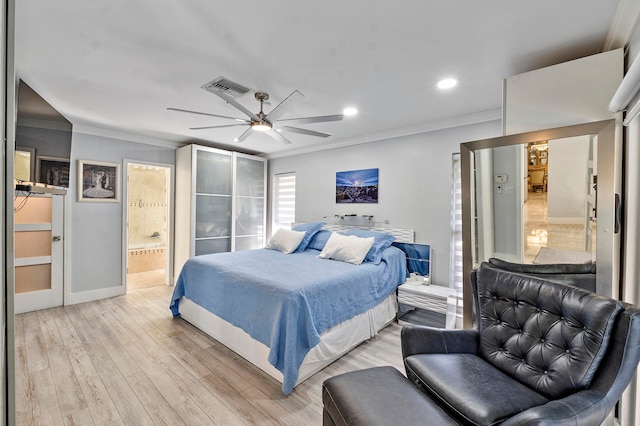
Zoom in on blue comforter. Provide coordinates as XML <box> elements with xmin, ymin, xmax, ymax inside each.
<box><xmin>170</xmin><ymin>246</ymin><xmax>406</xmax><ymax>394</ymax></box>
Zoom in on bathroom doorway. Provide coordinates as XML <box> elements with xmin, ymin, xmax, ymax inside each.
<box><xmin>124</xmin><ymin>161</ymin><xmax>173</xmax><ymax>291</ymax></box>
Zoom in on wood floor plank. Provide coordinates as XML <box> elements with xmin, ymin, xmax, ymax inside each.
<box><xmin>124</xmin><ymin>340</ymin><xmax>188</xmax><ymax>407</ymax></box>
<box><xmin>201</xmin><ymin>372</ymin><xmax>281</xmax><ymax>426</ymax></box>
<box><xmin>23</xmin><ymin>311</ymin><xmax>49</xmax><ymax>373</ymax></box>
<box><xmin>29</xmin><ymin>368</ymin><xmax>65</xmax><ymax>425</ymax></box>
<box><xmin>45</xmin><ymin>344</ymin><xmax>86</xmax><ymax>416</ymax></box>
<box><xmin>14</xmin><ymin>311</ymin><xmax>26</xmax><ymax>348</ymax></box>
<box><xmin>125</xmin><ymin>371</ymin><xmax>187</xmax><ymax>426</ymax></box>
<box><xmin>15</xmin><ymin>285</ymin><xmax>407</xmax><ymax>425</ymax></box>
<box><xmin>15</xmin><ymin>410</ymin><xmax>33</xmax><ymax>426</ymax></box>
<box><xmin>145</xmin><ymin>325</ymin><xmax>213</xmax><ymax>379</ymax></box>
<box><xmin>37</xmin><ymin>309</ymin><xmax>64</xmax><ymax>348</ymax></box>
<box><xmin>172</xmin><ymin>398</ymin><xmax>217</xmax><ymax>426</ymax></box>
<box><xmin>77</xmin><ymin>302</ymin><xmax>141</xmax><ymax>378</ymax></box>
<box><xmin>63</xmin><ymin>407</ymin><xmax>94</xmax><ymax>426</ymax></box>
<box><xmin>92</xmin><ymin>357</ymin><xmax>156</xmax><ymax>426</ymax></box>
<box><xmin>59</xmin><ymin>305</ymin><xmax>123</xmax><ymax>425</ymax></box>
<box><xmin>152</xmin><ymin>348</ymin><xmax>249</xmax><ymax>426</ymax></box>
<box><xmin>14</xmin><ymin>345</ymin><xmax>32</xmax><ymax>417</ymax></box>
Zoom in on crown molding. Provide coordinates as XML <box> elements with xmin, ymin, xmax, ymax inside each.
<box><xmin>265</xmin><ymin>108</ymin><xmax>502</xmax><ymax>160</ymax></box>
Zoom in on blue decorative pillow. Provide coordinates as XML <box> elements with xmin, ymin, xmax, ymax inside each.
<box><xmin>344</xmin><ymin>229</ymin><xmax>395</xmax><ymax>264</ymax></box>
<box><xmin>292</xmin><ymin>222</ymin><xmax>325</xmax><ymax>252</ymax></box>
<box><xmin>308</xmin><ymin>229</ymin><xmax>333</xmax><ymax>251</ymax></box>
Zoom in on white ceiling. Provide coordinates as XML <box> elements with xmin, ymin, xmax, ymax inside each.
<box><xmin>13</xmin><ymin>1</ymin><xmax>626</xmax><ymax>157</ymax></box>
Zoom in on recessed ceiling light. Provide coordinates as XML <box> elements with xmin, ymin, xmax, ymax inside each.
<box><xmin>437</xmin><ymin>78</ymin><xmax>458</xmax><ymax>89</ymax></box>
<box><xmin>343</xmin><ymin>107</ymin><xmax>358</xmax><ymax>116</ymax></box>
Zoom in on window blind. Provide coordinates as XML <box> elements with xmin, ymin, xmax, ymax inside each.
<box><xmin>448</xmin><ymin>153</ymin><xmax>463</xmax><ymax>328</ymax></box>
<box><xmin>273</xmin><ymin>172</ymin><xmax>296</xmax><ymax>231</ymax></box>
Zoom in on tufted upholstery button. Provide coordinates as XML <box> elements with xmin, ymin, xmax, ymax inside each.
<box><xmin>566</xmin><ymin>349</ymin><xmax>570</xmax><ymax>353</ymax></box>
<box><xmin>544</xmin><ymin>370</ymin><xmax>548</xmax><ymax>374</ymax></box>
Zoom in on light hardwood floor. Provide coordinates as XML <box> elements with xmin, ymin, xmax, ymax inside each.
<box><xmin>15</xmin><ymin>285</ymin><xmax>405</xmax><ymax>425</ymax></box>
<box><xmin>523</xmin><ymin>191</ymin><xmax>595</xmax><ymax>264</ymax></box>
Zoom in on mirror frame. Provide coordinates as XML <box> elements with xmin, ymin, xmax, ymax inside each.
<box><xmin>460</xmin><ymin>119</ymin><xmax>617</xmax><ymax>328</ymax></box>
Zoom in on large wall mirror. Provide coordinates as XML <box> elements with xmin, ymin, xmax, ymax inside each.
<box><xmin>460</xmin><ymin>120</ymin><xmax>618</xmax><ymax>328</ymax></box>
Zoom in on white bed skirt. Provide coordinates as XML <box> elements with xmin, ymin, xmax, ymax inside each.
<box><xmin>178</xmin><ymin>293</ymin><xmax>398</xmax><ymax>388</ymax></box>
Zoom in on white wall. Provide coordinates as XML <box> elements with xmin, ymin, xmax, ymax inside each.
<box><xmin>67</xmin><ymin>131</ymin><xmax>175</xmax><ymax>302</ymax></box>
<box><xmin>490</xmin><ymin>144</ymin><xmax>523</xmax><ymax>260</ymax></box>
<box><xmin>547</xmin><ymin>135</ymin><xmax>590</xmax><ymax>223</ymax></box>
<box><xmin>268</xmin><ymin>120</ymin><xmax>501</xmax><ymax>286</ymax></box>
<box><xmin>504</xmin><ymin>49</ymin><xmax>623</xmax><ymax>134</ymax></box>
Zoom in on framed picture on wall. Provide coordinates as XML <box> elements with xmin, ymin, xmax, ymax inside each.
<box><xmin>36</xmin><ymin>155</ymin><xmax>70</xmax><ymax>187</ymax></box>
<box><xmin>77</xmin><ymin>159</ymin><xmax>120</xmax><ymax>202</ymax></box>
<box><xmin>336</xmin><ymin>168</ymin><xmax>379</xmax><ymax>203</ymax></box>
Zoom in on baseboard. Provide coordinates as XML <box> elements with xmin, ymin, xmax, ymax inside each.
<box><xmin>547</xmin><ymin>216</ymin><xmax>584</xmax><ymax>225</ymax></box>
<box><xmin>65</xmin><ymin>285</ymin><xmax>125</xmax><ymax>305</ymax></box>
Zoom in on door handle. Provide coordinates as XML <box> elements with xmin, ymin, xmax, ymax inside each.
<box><xmin>53</xmin><ymin>236</ymin><xmax>61</xmax><ymax>242</ymax></box>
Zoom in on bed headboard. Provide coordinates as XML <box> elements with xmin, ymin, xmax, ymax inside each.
<box><xmin>319</xmin><ymin>224</ymin><xmax>415</xmax><ymax>243</ymax></box>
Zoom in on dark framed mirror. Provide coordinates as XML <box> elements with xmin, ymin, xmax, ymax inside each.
<box><xmin>460</xmin><ymin>120</ymin><xmax>618</xmax><ymax>328</ymax></box>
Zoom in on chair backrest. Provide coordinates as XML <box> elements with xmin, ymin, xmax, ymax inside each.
<box><xmin>530</xmin><ymin>170</ymin><xmax>545</xmax><ymax>184</ymax></box>
<box><xmin>482</xmin><ymin>258</ymin><xmax>596</xmax><ymax>292</ymax></box>
<box><xmin>471</xmin><ymin>267</ymin><xmax>622</xmax><ymax>399</ymax></box>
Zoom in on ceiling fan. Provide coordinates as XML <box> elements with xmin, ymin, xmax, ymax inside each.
<box><xmin>168</xmin><ymin>87</ymin><xmax>344</xmax><ymax>144</ymax></box>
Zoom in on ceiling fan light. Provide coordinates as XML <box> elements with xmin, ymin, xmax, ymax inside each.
<box><xmin>252</xmin><ymin>121</ymin><xmax>272</xmax><ymax>132</ymax></box>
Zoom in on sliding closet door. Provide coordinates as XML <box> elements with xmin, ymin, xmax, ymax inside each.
<box><xmin>233</xmin><ymin>153</ymin><xmax>266</xmax><ymax>251</ymax></box>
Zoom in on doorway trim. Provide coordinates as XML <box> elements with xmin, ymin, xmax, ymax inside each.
<box><xmin>122</xmin><ymin>159</ymin><xmax>174</xmax><ymax>292</ymax></box>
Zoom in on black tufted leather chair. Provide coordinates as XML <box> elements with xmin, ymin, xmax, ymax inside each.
<box><xmin>401</xmin><ymin>267</ymin><xmax>640</xmax><ymax>425</ymax></box>
<box><xmin>322</xmin><ymin>267</ymin><xmax>640</xmax><ymax>426</ymax></box>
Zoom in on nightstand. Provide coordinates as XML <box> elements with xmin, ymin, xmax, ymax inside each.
<box><xmin>397</xmin><ymin>280</ymin><xmax>453</xmax><ymax>327</ymax></box>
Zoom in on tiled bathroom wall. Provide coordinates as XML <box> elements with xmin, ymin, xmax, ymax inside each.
<box><xmin>127</xmin><ymin>165</ymin><xmax>169</xmax><ymax>273</ymax></box>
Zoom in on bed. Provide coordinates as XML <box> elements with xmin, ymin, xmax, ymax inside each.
<box><xmin>169</xmin><ymin>223</ymin><xmax>413</xmax><ymax>394</ymax></box>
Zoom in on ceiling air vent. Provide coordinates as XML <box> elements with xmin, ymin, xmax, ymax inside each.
<box><xmin>201</xmin><ymin>77</ymin><xmax>250</xmax><ymax>98</ymax></box>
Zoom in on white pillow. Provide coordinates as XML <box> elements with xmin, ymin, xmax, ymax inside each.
<box><xmin>318</xmin><ymin>232</ymin><xmax>375</xmax><ymax>265</ymax></box>
<box><xmin>266</xmin><ymin>228</ymin><xmax>306</xmax><ymax>254</ymax></box>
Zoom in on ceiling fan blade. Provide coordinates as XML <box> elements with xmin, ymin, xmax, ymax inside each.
<box><xmin>207</xmin><ymin>91</ymin><xmax>261</xmax><ymax>122</ymax></box>
<box><xmin>235</xmin><ymin>127</ymin><xmax>255</xmax><ymax>143</ymax></box>
<box><xmin>265</xmin><ymin>90</ymin><xmax>304</xmax><ymax>122</ymax></box>
<box><xmin>266</xmin><ymin>130</ymin><xmax>293</xmax><ymax>144</ymax></box>
<box><xmin>278</xmin><ymin>125</ymin><xmax>332</xmax><ymax>138</ymax></box>
<box><xmin>167</xmin><ymin>107</ymin><xmax>247</xmax><ymax>122</ymax></box>
<box><xmin>190</xmin><ymin>123</ymin><xmax>248</xmax><ymax>130</ymax></box>
<box><xmin>277</xmin><ymin>114</ymin><xmax>344</xmax><ymax>125</ymax></box>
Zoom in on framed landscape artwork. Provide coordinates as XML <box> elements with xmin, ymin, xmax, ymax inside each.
<box><xmin>77</xmin><ymin>159</ymin><xmax>120</xmax><ymax>202</ymax></box>
<box><xmin>336</xmin><ymin>168</ymin><xmax>378</xmax><ymax>203</ymax></box>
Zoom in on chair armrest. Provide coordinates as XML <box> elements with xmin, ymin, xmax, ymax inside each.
<box><xmin>401</xmin><ymin>325</ymin><xmax>478</xmax><ymax>358</ymax></box>
<box><xmin>501</xmin><ymin>390</ymin><xmax>610</xmax><ymax>426</ymax></box>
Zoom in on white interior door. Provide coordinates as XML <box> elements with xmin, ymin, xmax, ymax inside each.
<box><xmin>14</xmin><ymin>193</ymin><xmax>64</xmax><ymax>314</ymax></box>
